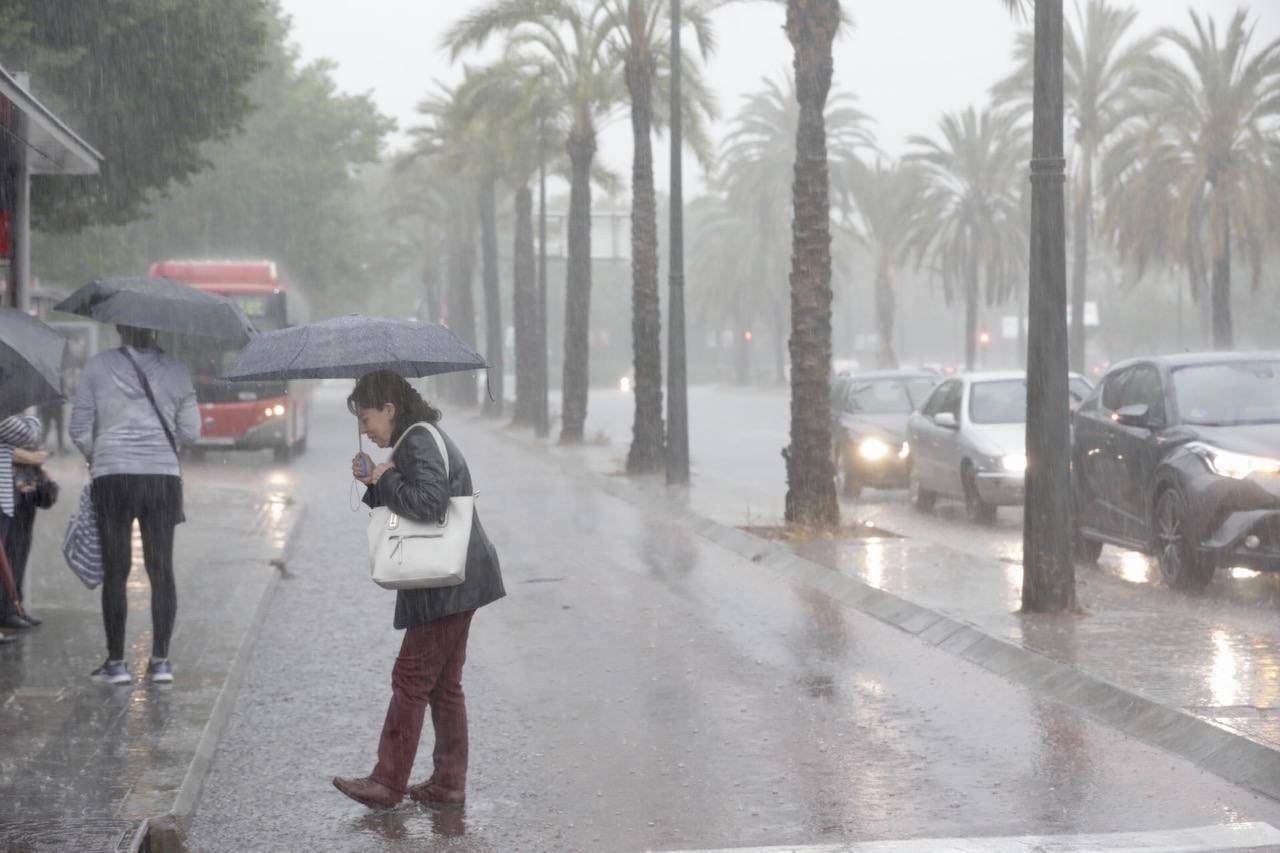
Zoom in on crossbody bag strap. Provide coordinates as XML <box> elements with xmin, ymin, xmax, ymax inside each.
<box><xmin>120</xmin><ymin>347</ymin><xmax>180</xmax><ymax>463</ymax></box>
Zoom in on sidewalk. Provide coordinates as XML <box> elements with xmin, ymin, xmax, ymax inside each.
<box><xmin>0</xmin><ymin>454</ymin><xmax>302</xmax><ymax>853</ymax></box>
<box><xmin>498</xmin><ymin>392</ymin><xmax>1280</xmax><ymax>799</ymax></box>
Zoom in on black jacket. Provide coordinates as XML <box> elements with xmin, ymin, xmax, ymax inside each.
<box><xmin>364</xmin><ymin>422</ymin><xmax>504</xmax><ymax>629</ymax></box>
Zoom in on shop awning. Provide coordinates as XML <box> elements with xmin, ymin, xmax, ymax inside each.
<box><xmin>0</xmin><ymin>66</ymin><xmax>101</xmax><ymax>175</ymax></box>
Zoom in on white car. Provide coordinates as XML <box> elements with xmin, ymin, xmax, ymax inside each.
<box><xmin>906</xmin><ymin>371</ymin><xmax>1093</xmax><ymax>523</ymax></box>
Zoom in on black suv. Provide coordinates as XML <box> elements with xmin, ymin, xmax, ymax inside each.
<box><xmin>830</xmin><ymin>370</ymin><xmax>940</xmax><ymax>498</ymax></box>
<box><xmin>1071</xmin><ymin>353</ymin><xmax>1280</xmax><ymax>590</ymax></box>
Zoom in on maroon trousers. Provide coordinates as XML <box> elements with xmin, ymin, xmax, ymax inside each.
<box><xmin>370</xmin><ymin>609</ymin><xmax>475</xmax><ymax>796</ymax></box>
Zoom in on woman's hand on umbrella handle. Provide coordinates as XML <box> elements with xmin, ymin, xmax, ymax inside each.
<box><xmin>352</xmin><ymin>452</ymin><xmax>374</xmax><ymax>484</ymax></box>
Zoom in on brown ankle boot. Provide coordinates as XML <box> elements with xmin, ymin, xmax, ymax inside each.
<box><xmin>332</xmin><ymin>776</ymin><xmax>401</xmax><ymax>809</ymax></box>
<box><xmin>407</xmin><ymin>777</ymin><xmax>465</xmax><ymax>806</ymax></box>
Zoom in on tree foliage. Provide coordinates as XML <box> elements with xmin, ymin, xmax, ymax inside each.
<box><xmin>33</xmin><ymin>6</ymin><xmax>393</xmax><ymax>315</ymax></box>
<box><xmin>0</xmin><ymin>0</ymin><xmax>271</xmax><ymax>231</ymax></box>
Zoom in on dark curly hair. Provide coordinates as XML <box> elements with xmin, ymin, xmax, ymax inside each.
<box><xmin>347</xmin><ymin>370</ymin><xmax>442</xmax><ymax>437</ymax></box>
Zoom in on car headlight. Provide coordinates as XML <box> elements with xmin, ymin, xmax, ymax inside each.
<box><xmin>899</xmin><ymin>441</ymin><xmax>911</xmax><ymax>459</ymax></box>
<box><xmin>1188</xmin><ymin>442</ymin><xmax>1280</xmax><ymax>479</ymax></box>
<box><xmin>858</xmin><ymin>437</ymin><xmax>891</xmax><ymax>462</ymax></box>
<box><xmin>1001</xmin><ymin>454</ymin><xmax>1027</xmax><ymax>473</ymax></box>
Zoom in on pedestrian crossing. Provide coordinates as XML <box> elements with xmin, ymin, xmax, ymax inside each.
<box><xmin>657</xmin><ymin>821</ymin><xmax>1280</xmax><ymax>853</ymax></box>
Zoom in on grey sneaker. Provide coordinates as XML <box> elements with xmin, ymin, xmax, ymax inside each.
<box><xmin>90</xmin><ymin>660</ymin><xmax>132</xmax><ymax>685</ymax></box>
<box><xmin>148</xmin><ymin>659</ymin><xmax>173</xmax><ymax>684</ymax></box>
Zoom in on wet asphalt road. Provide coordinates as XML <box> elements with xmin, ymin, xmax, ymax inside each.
<box><xmin>579</xmin><ymin>387</ymin><xmax>1280</xmax><ymax>630</ymax></box>
<box><xmin>181</xmin><ymin>385</ymin><xmax>1280</xmax><ymax>852</ymax></box>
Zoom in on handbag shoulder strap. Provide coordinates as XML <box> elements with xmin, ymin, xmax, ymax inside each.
<box><xmin>392</xmin><ymin>421</ymin><xmax>449</xmax><ymax>480</ymax></box>
<box><xmin>120</xmin><ymin>347</ymin><xmax>179</xmax><ymax>461</ymax></box>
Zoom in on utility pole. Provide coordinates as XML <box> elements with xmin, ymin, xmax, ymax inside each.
<box><xmin>666</xmin><ymin>0</ymin><xmax>690</xmax><ymax>484</ymax></box>
<box><xmin>1022</xmin><ymin>0</ymin><xmax>1074</xmax><ymax>611</ymax></box>
<box><xmin>535</xmin><ymin>116</ymin><xmax>551</xmax><ymax>438</ymax></box>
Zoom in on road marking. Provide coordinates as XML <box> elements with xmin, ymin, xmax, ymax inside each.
<box><xmin>654</xmin><ymin>821</ymin><xmax>1280</xmax><ymax>853</ymax></box>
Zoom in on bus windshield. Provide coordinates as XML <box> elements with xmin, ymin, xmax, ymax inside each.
<box><xmin>228</xmin><ymin>291</ymin><xmax>287</xmax><ymax>332</ymax></box>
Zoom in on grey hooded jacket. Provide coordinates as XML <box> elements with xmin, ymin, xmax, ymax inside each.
<box><xmin>363</xmin><ymin>421</ymin><xmax>504</xmax><ymax>629</ymax></box>
<box><xmin>70</xmin><ymin>347</ymin><xmax>201</xmax><ymax>479</ymax></box>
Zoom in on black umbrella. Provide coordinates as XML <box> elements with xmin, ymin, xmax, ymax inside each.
<box><xmin>0</xmin><ymin>308</ymin><xmax>66</xmax><ymax>419</ymax></box>
<box><xmin>223</xmin><ymin>314</ymin><xmax>486</xmax><ymax>381</ymax></box>
<box><xmin>54</xmin><ymin>276</ymin><xmax>257</xmax><ymax>345</ymax></box>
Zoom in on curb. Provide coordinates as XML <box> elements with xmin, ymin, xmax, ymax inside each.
<box><xmin>482</xmin><ymin>421</ymin><xmax>1280</xmax><ymax>803</ymax></box>
<box><xmin>144</xmin><ymin>500</ymin><xmax>309</xmax><ymax>853</ymax></box>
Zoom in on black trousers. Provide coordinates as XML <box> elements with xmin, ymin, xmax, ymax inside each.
<box><xmin>93</xmin><ymin>474</ymin><xmax>183</xmax><ymax>660</ymax></box>
<box><xmin>0</xmin><ymin>493</ymin><xmax>36</xmax><ymax>619</ymax></box>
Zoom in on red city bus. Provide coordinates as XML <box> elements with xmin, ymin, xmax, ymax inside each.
<box><xmin>149</xmin><ymin>260</ymin><xmax>312</xmax><ymax>461</ymax></box>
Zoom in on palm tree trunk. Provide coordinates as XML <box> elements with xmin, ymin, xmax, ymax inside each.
<box><xmin>478</xmin><ymin>175</ymin><xmax>503</xmax><ymax>417</ymax></box>
<box><xmin>625</xmin><ymin>53</ymin><xmax>665</xmax><ymax>475</ymax></box>
<box><xmin>512</xmin><ymin>185</ymin><xmax>537</xmax><ymax>425</ymax></box>
<box><xmin>875</xmin><ymin>261</ymin><xmax>898</xmax><ymax>369</ymax></box>
<box><xmin>783</xmin><ymin>0</ymin><xmax>840</xmax><ymax>530</ymax></box>
<box><xmin>535</xmin><ymin>131</ymin><xmax>551</xmax><ymax>438</ymax></box>
<box><xmin>560</xmin><ymin>127</ymin><xmax>596</xmax><ymax>444</ymax></box>
<box><xmin>1211</xmin><ymin>202</ymin><xmax>1233</xmax><ymax>350</ymax></box>
<box><xmin>1069</xmin><ymin>145</ymin><xmax>1092</xmax><ymax>373</ymax></box>
<box><xmin>446</xmin><ymin>217</ymin><xmax>479</xmax><ymax>408</ymax></box>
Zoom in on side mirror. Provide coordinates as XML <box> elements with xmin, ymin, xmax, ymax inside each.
<box><xmin>1114</xmin><ymin>404</ymin><xmax>1151</xmax><ymax>429</ymax></box>
<box><xmin>933</xmin><ymin>412</ymin><xmax>958</xmax><ymax>429</ymax></box>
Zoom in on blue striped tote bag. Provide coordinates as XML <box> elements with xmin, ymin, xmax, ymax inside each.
<box><xmin>62</xmin><ymin>484</ymin><xmax>103</xmax><ymax>589</ymax></box>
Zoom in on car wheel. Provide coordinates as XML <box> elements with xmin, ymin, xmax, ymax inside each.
<box><xmin>273</xmin><ymin>443</ymin><xmax>292</xmax><ymax>464</ymax></box>
<box><xmin>1154</xmin><ymin>488</ymin><xmax>1213</xmax><ymax>592</ymax></box>
<box><xmin>909</xmin><ymin>468</ymin><xmax>935</xmax><ymax>513</ymax></box>
<box><xmin>962</xmin><ymin>463</ymin><xmax>997</xmax><ymax>525</ymax></box>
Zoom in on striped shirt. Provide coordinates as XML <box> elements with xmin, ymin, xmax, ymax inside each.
<box><xmin>0</xmin><ymin>415</ymin><xmax>40</xmax><ymax>518</ymax></box>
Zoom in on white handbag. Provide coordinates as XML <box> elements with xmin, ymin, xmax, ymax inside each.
<box><xmin>368</xmin><ymin>422</ymin><xmax>472</xmax><ymax>590</ymax></box>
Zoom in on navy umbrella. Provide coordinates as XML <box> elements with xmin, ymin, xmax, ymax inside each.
<box><xmin>55</xmin><ymin>276</ymin><xmax>257</xmax><ymax>345</ymax></box>
<box><xmin>223</xmin><ymin>314</ymin><xmax>486</xmax><ymax>381</ymax></box>
<box><xmin>0</xmin><ymin>308</ymin><xmax>66</xmax><ymax>419</ymax></box>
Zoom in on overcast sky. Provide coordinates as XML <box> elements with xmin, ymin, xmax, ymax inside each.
<box><xmin>279</xmin><ymin>1</ymin><xmax>1280</xmax><ymax>196</ymax></box>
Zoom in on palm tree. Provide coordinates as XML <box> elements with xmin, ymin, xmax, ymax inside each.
<box><xmin>993</xmin><ymin>0</ymin><xmax>1151</xmax><ymax>373</ymax></box>
<box><xmin>454</xmin><ymin>60</ymin><xmax>565</xmax><ymax>426</ymax></box>
<box><xmin>405</xmin><ymin>87</ymin><xmax>485</xmax><ymax>407</ymax></box>
<box><xmin>714</xmin><ymin>75</ymin><xmax>872</xmax><ymax>385</ymax></box>
<box><xmin>782</xmin><ymin>0</ymin><xmax>845</xmax><ymax>529</ymax></box>
<box><xmin>599</xmin><ymin>0</ymin><xmax>718</xmax><ymax>475</ymax></box>
<box><xmin>908</xmin><ymin>107</ymin><xmax>1029</xmax><ymax>371</ymax></box>
<box><xmin>844</xmin><ymin>159</ymin><xmax>924</xmax><ymax>369</ymax></box>
<box><xmin>1100</xmin><ymin>9</ymin><xmax>1280</xmax><ymax>350</ymax></box>
<box><xmin>447</xmin><ymin>0</ymin><xmax>623</xmax><ymax>443</ymax></box>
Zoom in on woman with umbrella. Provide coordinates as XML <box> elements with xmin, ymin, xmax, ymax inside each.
<box><xmin>56</xmin><ymin>275</ymin><xmax>252</xmax><ymax>685</ymax></box>
<box><xmin>225</xmin><ymin>314</ymin><xmax>503</xmax><ymax>808</ymax></box>
<box><xmin>332</xmin><ymin>370</ymin><xmax>504</xmax><ymax>810</ymax></box>
<box><xmin>69</xmin><ymin>326</ymin><xmax>200</xmax><ymax>685</ymax></box>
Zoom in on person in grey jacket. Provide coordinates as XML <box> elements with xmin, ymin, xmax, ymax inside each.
<box><xmin>333</xmin><ymin>370</ymin><xmax>503</xmax><ymax>811</ymax></box>
<box><xmin>70</xmin><ymin>326</ymin><xmax>200</xmax><ymax>686</ymax></box>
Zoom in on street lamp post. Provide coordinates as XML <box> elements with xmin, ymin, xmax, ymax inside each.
<box><xmin>666</xmin><ymin>0</ymin><xmax>690</xmax><ymax>484</ymax></box>
<box><xmin>1022</xmin><ymin>0</ymin><xmax>1074</xmax><ymax>611</ymax></box>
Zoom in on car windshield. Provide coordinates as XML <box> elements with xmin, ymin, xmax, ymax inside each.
<box><xmin>1172</xmin><ymin>361</ymin><xmax>1280</xmax><ymax>425</ymax></box>
<box><xmin>970</xmin><ymin>379</ymin><xmax>1027</xmax><ymax>425</ymax></box>
<box><xmin>1068</xmin><ymin>376</ymin><xmax>1093</xmax><ymax>403</ymax></box>
<box><xmin>846</xmin><ymin>378</ymin><xmax>937</xmax><ymax>415</ymax></box>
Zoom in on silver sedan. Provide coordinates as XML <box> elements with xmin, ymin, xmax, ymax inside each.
<box><xmin>906</xmin><ymin>371</ymin><xmax>1092</xmax><ymax>523</ymax></box>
